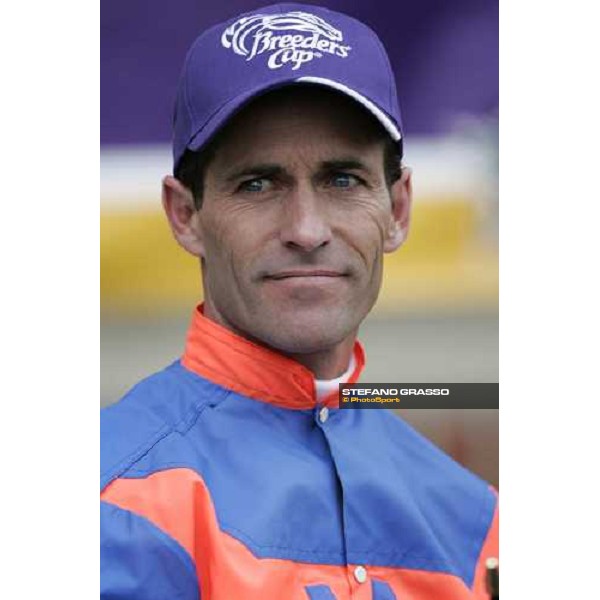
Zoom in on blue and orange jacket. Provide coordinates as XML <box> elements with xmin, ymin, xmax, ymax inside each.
<box><xmin>101</xmin><ymin>306</ymin><xmax>499</xmax><ymax>599</ymax></box>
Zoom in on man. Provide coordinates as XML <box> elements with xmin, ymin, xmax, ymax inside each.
<box><xmin>101</xmin><ymin>4</ymin><xmax>498</xmax><ymax>599</ymax></box>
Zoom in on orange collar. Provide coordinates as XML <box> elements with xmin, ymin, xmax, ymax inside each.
<box><xmin>181</xmin><ymin>305</ymin><xmax>365</xmax><ymax>410</ymax></box>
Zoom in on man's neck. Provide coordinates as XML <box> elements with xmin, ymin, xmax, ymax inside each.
<box><xmin>284</xmin><ymin>337</ymin><xmax>356</xmax><ymax>380</ymax></box>
<box><xmin>202</xmin><ymin>301</ymin><xmax>357</xmax><ymax>380</ymax></box>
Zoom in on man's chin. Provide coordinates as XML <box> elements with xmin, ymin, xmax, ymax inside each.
<box><xmin>260</xmin><ymin>275</ymin><xmax>350</xmax><ymax>304</ymax></box>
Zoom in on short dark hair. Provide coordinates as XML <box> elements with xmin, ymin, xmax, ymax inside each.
<box><xmin>175</xmin><ymin>136</ymin><xmax>403</xmax><ymax>211</ymax></box>
<box><xmin>174</xmin><ymin>140</ymin><xmax>219</xmax><ymax>211</ymax></box>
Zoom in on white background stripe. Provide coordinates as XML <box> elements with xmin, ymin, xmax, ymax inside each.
<box><xmin>101</xmin><ymin>135</ymin><xmax>497</xmax><ymax>208</ymax></box>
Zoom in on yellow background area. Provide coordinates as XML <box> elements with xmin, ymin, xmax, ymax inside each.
<box><xmin>101</xmin><ymin>196</ymin><xmax>498</xmax><ymax>315</ymax></box>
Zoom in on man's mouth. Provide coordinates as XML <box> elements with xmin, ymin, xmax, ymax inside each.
<box><xmin>265</xmin><ymin>269</ymin><xmax>346</xmax><ymax>280</ymax></box>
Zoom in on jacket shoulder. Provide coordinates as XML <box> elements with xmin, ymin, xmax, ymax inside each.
<box><xmin>100</xmin><ymin>360</ymin><xmax>228</xmax><ymax>490</ymax></box>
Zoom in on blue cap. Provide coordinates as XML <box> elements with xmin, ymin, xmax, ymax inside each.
<box><xmin>173</xmin><ymin>3</ymin><xmax>403</xmax><ymax>172</ymax></box>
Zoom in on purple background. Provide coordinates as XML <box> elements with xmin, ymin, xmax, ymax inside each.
<box><xmin>101</xmin><ymin>0</ymin><xmax>498</xmax><ymax>146</ymax></box>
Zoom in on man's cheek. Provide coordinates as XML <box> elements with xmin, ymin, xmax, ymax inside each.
<box><xmin>342</xmin><ymin>221</ymin><xmax>384</xmax><ymax>266</ymax></box>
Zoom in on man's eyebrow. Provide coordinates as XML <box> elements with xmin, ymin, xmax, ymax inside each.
<box><xmin>223</xmin><ymin>164</ymin><xmax>284</xmax><ymax>183</ymax></box>
<box><xmin>320</xmin><ymin>158</ymin><xmax>373</xmax><ymax>173</ymax></box>
<box><xmin>221</xmin><ymin>159</ymin><xmax>374</xmax><ymax>183</ymax></box>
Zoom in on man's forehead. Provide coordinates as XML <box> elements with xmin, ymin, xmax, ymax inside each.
<box><xmin>210</xmin><ymin>86</ymin><xmax>387</xmax><ymax>168</ymax></box>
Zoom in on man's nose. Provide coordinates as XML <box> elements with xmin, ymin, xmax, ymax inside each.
<box><xmin>279</xmin><ymin>187</ymin><xmax>332</xmax><ymax>252</ymax></box>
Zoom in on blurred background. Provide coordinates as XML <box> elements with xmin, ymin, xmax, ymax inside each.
<box><xmin>101</xmin><ymin>0</ymin><xmax>498</xmax><ymax>487</ymax></box>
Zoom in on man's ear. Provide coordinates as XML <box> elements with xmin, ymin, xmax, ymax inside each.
<box><xmin>383</xmin><ymin>166</ymin><xmax>412</xmax><ymax>253</ymax></box>
<box><xmin>161</xmin><ymin>175</ymin><xmax>205</xmax><ymax>257</ymax></box>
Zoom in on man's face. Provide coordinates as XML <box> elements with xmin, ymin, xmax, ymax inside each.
<box><xmin>171</xmin><ymin>88</ymin><xmax>410</xmax><ymax>355</ymax></box>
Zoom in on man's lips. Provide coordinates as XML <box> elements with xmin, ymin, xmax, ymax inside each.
<box><xmin>264</xmin><ymin>269</ymin><xmax>346</xmax><ymax>280</ymax></box>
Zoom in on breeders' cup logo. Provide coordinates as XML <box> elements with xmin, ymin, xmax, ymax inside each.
<box><xmin>221</xmin><ymin>11</ymin><xmax>352</xmax><ymax>70</ymax></box>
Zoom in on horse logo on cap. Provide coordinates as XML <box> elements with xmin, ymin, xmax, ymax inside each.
<box><xmin>221</xmin><ymin>11</ymin><xmax>352</xmax><ymax>71</ymax></box>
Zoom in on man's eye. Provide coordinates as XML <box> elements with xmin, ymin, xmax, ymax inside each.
<box><xmin>330</xmin><ymin>173</ymin><xmax>360</xmax><ymax>188</ymax></box>
<box><xmin>238</xmin><ymin>178</ymin><xmax>270</xmax><ymax>193</ymax></box>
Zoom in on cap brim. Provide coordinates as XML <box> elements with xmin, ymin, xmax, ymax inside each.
<box><xmin>183</xmin><ymin>76</ymin><xmax>401</xmax><ymax>166</ymax></box>
<box><xmin>295</xmin><ymin>76</ymin><xmax>401</xmax><ymax>142</ymax></box>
